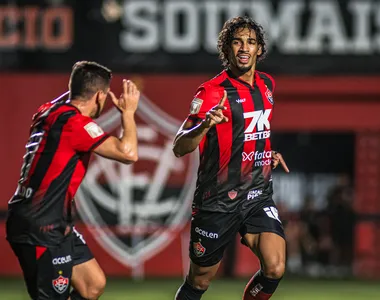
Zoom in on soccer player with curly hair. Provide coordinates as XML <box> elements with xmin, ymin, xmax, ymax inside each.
<box><xmin>173</xmin><ymin>16</ymin><xmax>289</xmax><ymax>300</ymax></box>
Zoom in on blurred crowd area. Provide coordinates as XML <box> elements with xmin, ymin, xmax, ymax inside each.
<box><xmin>283</xmin><ymin>174</ymin><xmax>355</xmax><ymax>277</ymax></box>
<box><xmin>274</xmin><ymin>133</ymin><xmax>356</xmax><ymax>278</ymax></box>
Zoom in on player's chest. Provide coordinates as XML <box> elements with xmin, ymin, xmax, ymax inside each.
<box><xmin>222</xmin><ymin>86</ymin><xmax>274</xmax><ymax>124</ymax></box>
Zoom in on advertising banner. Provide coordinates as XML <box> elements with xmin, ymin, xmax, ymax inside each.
<box><xmin>1</xmin><ymin>0</ymin><xmax>380</xmax><ymax>74</ymax></box>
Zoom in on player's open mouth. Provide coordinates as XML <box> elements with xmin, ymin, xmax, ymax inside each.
<box><xmin>237</xmin><ymin>55</ymin><xmax>250</xmax><ymax>64</ymax></box>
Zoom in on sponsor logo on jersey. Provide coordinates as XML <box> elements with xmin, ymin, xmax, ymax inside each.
<box><xmin>242</xmin><ymin>150</ymin><xmax>272</xmax><ymax>163</ymax></box>
<box><xmin>190</xmin><ymin>98</ymin><xmax>203</xmax><ymax>114</ymax></box>
<box><xmin>228</xmin><ymin>190</ymin><xmax>238</xmax><ymax>200</ymax></box>
<box><xmin>76</xmin><ymin>91</ymin><xmax>198</xmax><ymax>271</ymax></box>
<box><xmin>247</xmin><ymin>189</ymin><xmax>263</xmax><ymax>200</ymax></box>
<box><xmin>52</xmin><ymin>273</ymin><xmax>69</xmax><ymax>294</ymax></box>
<box><xmin>84</xmin><ymin>122</ymin><xmax>104</xmax><ymax>138</ymax></box>
<box><xmin>52</xmin><ymin>255</ymin><xmax>72</xmax><ymax>265</ymax></box>
<box><xmin>236</xmin><ymin>98</ymin><xmax>246</xmax><ymax>103</ymax></box>
<box><xmin>243</xmin><ymin>109</ymin><xmax>271</xmax><ymax>141</ymax></box>
<box><xmin>193</xmin><ymin>241</ymin><xmax>206</xmax><ymax>257</ymax></box>
<box><xmin>195</xmin><ymin>227</ymin><xmax>218</xmax><ymax>239</ymax></box>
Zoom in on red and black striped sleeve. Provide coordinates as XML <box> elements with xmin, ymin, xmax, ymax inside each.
<box><xmin>186</xmin><ymin>84</ymin><xmax>218</xmax><ymax>124</ymax></box>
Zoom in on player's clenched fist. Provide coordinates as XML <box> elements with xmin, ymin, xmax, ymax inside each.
<box><xmin>109</xmin><ymin>79</ymin><xmax>140</xmax><ymax>113</ymax></box>
<box><xmin>203</xmin><ymin>90</ymin><xmax>229</xmax><ymax>128</ymax></box>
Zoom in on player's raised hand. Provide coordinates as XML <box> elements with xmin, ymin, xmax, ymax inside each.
<box><xmin>109</xmin><ymin>79</ymin><xmax>140</xmax><ymax>113</ymax></box>
<box><xmin>272</xmin><ymin>151</ymin><xmax>290</xmax><ymax>173</ymax></box>
<box><xmin>203</xmin><ymin>90</ymin><xmax>229</xmax><ymax>128</ymax></box>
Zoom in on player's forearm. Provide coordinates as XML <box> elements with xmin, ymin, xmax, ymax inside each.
<box><xmin>173</xmin><ymin>121</ymin><xmax>210</xmax><ymax>157</ymax></box>
<box><xmin>118</xmin><ymin>111</ymin><xmax>138</xmax><ymax>162</ymax></box>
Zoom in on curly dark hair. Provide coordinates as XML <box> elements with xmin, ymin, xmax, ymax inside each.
<box><xmin>217</xmin><ymin>16</ymin><xmax>267</xmax><ymax>68</ymax></box>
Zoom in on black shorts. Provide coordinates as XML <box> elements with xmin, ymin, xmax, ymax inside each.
<box><xmin>8</xmin><ymin>227</ymin><xmax>93</xmax><ymax>300</ymax></box>
<box><xmin>190</xmin><ymin>198</ymin><xmax>285</xmax><ymax>267</ymax></box>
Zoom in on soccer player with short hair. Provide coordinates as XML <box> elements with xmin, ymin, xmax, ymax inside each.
<box><xmin>6</xmin><ymin>61</ymin><xmax>140</xmax><ymax>300</ymax></box>
<box><xmin>173</xmin><ymin>16</ymin><xmax>289</xmax><ymax>300</ymax></box>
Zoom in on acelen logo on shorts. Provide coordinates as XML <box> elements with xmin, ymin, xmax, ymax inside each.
<box><xmin>195</xmin><ymin>227</ymin><xmax>219</xmax><ymax>239</ymax></box>
<box><xmin>52</xmin><ymin>255</ymin><xmax>72</xmax><ymax>265</ymax></box>
<box><xmin>243</xmin><ymin>109</ymin><xmax>271</xmax><ymax>141</ymax></box>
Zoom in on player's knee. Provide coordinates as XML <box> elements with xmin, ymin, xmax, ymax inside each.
<box><xmin>192</xmin><ymin>277</ymin><xmax>212</xmax><ymax>291</ymax></box>
<box><xmin>86</xmin><ymin>275</ymin><xmax>106</xmax><ymax>299</ymax></box>
<box><xmin>264</xmin><ymin>261</ymin><xmax>285</xmax><ymax>279</ymax></box>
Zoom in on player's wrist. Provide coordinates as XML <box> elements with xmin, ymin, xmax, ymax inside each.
<box><xmin>122</xmin><ymin>110</ymin><xmax>136</xmax><ymax>117</ymax></box>
<box><xmin>200</xmin><ymin>119</ymin><xmax>211</xmax><ymax>130</ymax></box>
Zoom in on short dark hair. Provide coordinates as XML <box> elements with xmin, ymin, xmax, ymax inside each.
<box><xmin>69</xmin><ymin>61</ymin><xmax>112</xmax><ymax>100</ymax></box>
<box><xmin>217</xmin><ymin>16</ymin><xmax>267</xmax><ymax>68</ymax></box>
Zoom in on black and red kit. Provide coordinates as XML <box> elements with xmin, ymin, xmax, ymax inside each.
<box><xmin>187</xmin><ymin>70</ymin><xmax>285</xmax><ymax>267</ymax></box>
<box><xmin>7</xmin><ymin>100</ymin><xmax>108</xmax><ymax>246</ymax></box>
<box><xmin>188</xmin><ymin>69</ymin><xmax>275</xmax><ymax>212</ymax></box>
<box><xmin>6</xmin><ymin>99</ymin><xmax>109</xmax><ymax>299</ymax></box>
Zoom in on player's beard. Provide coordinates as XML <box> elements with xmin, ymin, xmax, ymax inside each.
<box><xmin>232</xmin><ymin>56</ymin><xmax>254</xmax><ymax>74</ymax></box>
<box><xmin>236</xmin><ymin>64</ymin><xmax>252</xmax><ymax>73</ymax></box>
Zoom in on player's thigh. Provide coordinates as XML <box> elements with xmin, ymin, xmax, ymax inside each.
<box><xmin>241</xmin><ymin>200</ymin><xmax>286</xmax><ymax>275</ymax></box>
<box><xmin>70</xmin><ymin>228</ymin><xmax>106</xmax><ymax>297</ymax></box>
<box><xmin>256</xmin><ymin>232</ymin><xmax>286</xmax><ymax>271</ymax></box>
<box><xmin>10</xmin><ymin>241</ymin><xmax>73</xmax><ymax>300</ymax></box>
<box><xmin>189</xmin><ymin>209</ymin><xmax>241</xmax><ymax>269</ymax></box>
<box><xmin>71</xmin><ymin>258</ymin><xmax>106</xmax><ymax>296</ymax></box>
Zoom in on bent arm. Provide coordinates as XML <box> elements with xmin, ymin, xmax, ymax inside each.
<box><xmin>173</xmin><ymin>119</ymin><xmax>209</xmax><ymax>157</ymax></box>
<box><xmin>94</xmin><ymin>111</ymin><xmax>138</xmax><ymax>164</ymax></box>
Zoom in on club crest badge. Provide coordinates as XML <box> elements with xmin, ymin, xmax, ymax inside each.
<box><xmin>228</xmin><ymin>190</ymin><xmax>238</xmax><ymax>200</ymax></box>
<box><xmin>52</xmin><ymin>273</ymin><xmax>69</xmax><ymax>294</ymax></box>
<box><xmin>193</xmin><ymin>241</ymin><xmax>206</xmax><ymax>257</ymax></box>
<box><xmin>265</xmin><ymin>88</ymin><xmax>274</xmax><ymax>105</ymax></box>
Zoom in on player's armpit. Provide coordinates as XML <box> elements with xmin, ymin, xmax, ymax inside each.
<box><xmin>93</xmin><ymin>136</ymin><xmax>138</xmax><ymax>164</ymax></box>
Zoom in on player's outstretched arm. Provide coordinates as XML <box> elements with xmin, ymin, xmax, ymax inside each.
<box><xmin>94</xmin><ymin>80</ymin><xmax>139</xmax><ymax>164</ymax></box>
<box><xmin>173</xmin><ymin>91</ymin><xmax>228</xmax><ymax>157</ymax></box>
<box><xmin>172</xmin><ymin>119</ymin><xmax>210</xmax><ymax>157</ymax></box>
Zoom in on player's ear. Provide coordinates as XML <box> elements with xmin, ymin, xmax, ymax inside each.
<box><xmin>258</xmin><ymin>45</ymin><xmax>263</xmax><ymax>56</ymax></box>
<box><xmin>94</xmin><ymin>90</ymin><xmax>102</xmax><ymax>103</ymax></box>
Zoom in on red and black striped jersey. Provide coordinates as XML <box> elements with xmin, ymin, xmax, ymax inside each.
<box><xmin>7</xmin><ymin>101</ymin><xmax>109</xmax><ymax>246</ymax></box>
<box><xmin>187</xmin><ymin>69</ymin><xmax>275</xmax><ymax>212</ymax></box>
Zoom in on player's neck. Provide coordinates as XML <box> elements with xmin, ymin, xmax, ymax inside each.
<box><xmin>229</xmin><ymin>66</ymin><xmax>256</xmax><ymax>86</ymax></box>
<box><xmin>70</xmin><ymin>99</ymin><xmax>92</xmax><ymax>117</ymax></box>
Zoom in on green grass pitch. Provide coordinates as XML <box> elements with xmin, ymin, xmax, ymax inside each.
<box><xmin>0</xmin><ymin>277</ymin><xmax>378</xmax><ymax>299</ymax></box>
